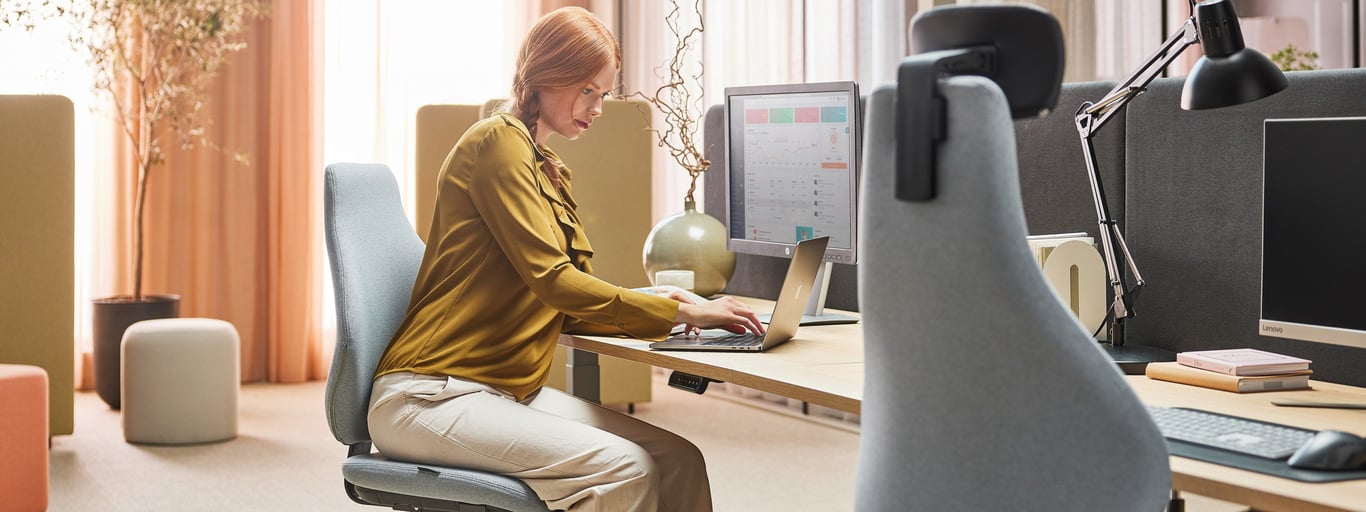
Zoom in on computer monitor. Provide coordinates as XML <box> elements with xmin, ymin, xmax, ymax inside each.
<box><xmin>723</xmin><ymin>81</ymin><xmax>860</xmax><ymax>323</ymax></box>
<box><xmin>1259</xmin><ymin>117</ymin><xmax>1366</xmax><ymax>349</ymax></box>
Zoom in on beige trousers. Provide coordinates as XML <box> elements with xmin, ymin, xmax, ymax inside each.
<box><xmin>368</xmin><ymin>371</ymin><xmax>712</xmax><ymax>512</ymax></box>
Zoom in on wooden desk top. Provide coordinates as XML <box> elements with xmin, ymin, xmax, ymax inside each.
<box><xmin>1129</xmin><ymin>376</ymin><xmax>1366</xmax><ymax>512</ymax></box>
<box><xmin>561</xmin><ymin>297</ymin><xmax>1366</xmax><ymax>511</ymax></box>
<box><xmin>560</xmin><ymin>297</ymin><xmax>863</xmax><ymax>414</ymax></box>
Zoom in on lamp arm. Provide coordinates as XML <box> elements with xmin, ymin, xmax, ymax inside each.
<box><xmin>1079</xmin><ymin>17</ymin><xmax>1199</xmax><ymax>136</ymax></box>
<box><xmin>1073</xmin><ymin>15</ymin><xmax>1197</xmax><ymax>348</ymax></box>
<box><xmin>1077</xmin><ymin>131</ymin><xmax>1135</xmax><ymax>321</ymax></box>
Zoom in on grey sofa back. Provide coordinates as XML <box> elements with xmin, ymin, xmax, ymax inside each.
<box><xmin>699</xmin><ymin>70</ymin><xmax>1366</xmax><ymax>386</ymax></box>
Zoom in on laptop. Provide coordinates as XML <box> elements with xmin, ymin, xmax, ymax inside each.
<box><xmin>649</xmin><ymin>236</ymin><xmax>829</xmax><ymax>352</ymax></box>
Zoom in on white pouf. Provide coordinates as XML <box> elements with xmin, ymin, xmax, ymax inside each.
<box><xmin>121</xmin><ymin>318</ymin><xmax>240</xmax><ymax>444</ymax></box>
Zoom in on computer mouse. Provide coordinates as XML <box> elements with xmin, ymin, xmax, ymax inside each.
<box><xmin>1287</xmin><ymin>430</ymin><xmax>1366</xmax><ymax>471</ymax></box>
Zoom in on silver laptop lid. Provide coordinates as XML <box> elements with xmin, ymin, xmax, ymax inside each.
<box><xmin>760</xmin><ymin>236</ymin><xmax>830</xmax><ymax>348</ymax></box>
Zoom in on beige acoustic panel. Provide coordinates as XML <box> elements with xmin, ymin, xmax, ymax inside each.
<box><xmin>0</xmin><ymin>95</ymin><xmax>76</xmax><ymax>435</ymax></box>
<box><xmin>597</xmin><ymin>350</ymin><xmax>653</xmax><ymax>404</ymax></box>
<box><xmin>479</xmin><ymin>99</ymin><xmax>504</xmax><ymax>119</ymax></box>
<box><xmin>414</xmin><ymin>105</ymin><xmax>483</xmax><ymax>242</ymax></box>
<box><xmin>547</xmin><ymin>100</ymin><xmax>655</xmax><ymax>288</ymax></box>
<box><xmin>415</xmin><ymin>100</ymin><xmax>658</xmax><ymax>404</ymax></box>
<box><xmin>545</xmin><ymin>100</ymin><xmax>655</xmax><ymax>404</ymax></box>
<box><xmin>417</xmin><ymin>100</ymin><xmax>655</xmax><ymax>286</ymax></box>
<box><xmin>545</xmin><ymin>344</ymin><xmax>651</xmax><ymax>405</ymax></box>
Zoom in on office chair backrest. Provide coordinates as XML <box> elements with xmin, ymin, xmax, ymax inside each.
<box><xmin>323</xmin><ymin>163</ymin><xmax>425</xmax><ymax>445</ymax></box>
<box><xmin>854</xmin><ymin>77</ymin><xmax>1171</xmax><ymax>511</ymax></box>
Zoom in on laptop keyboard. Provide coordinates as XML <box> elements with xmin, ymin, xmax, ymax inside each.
<box><xmin>693</xmin><ymin>334</ymin><xmax>759</xmax><ymax>346</ymax></box>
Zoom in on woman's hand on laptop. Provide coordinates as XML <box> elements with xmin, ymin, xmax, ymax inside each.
<box><xmin>674</xmin><ymin>296</ymin><xmax>766</xmax><ymax>336</ymax></box>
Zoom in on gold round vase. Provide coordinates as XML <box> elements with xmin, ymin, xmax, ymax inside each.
<box><xmin>642</xmin><ymin>198</ymin><xmax>736</xmax><ymax>296</ymax></box>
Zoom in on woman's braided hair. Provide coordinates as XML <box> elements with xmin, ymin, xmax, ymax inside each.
<box><xmin>505</xmin><ymin>7</ymin><xmax>621</xmax><ymax>187</ymax></box>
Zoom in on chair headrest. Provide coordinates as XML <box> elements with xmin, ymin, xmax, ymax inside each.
<box><xmin>910</xmin><ymin>4</ymin><xmax>1064</xmax><ymax>119</ymax></box>
<box><xmin>894</xmin><ymin>4</ymin><xmax>1064</xmax><ymax>202</ymax></box>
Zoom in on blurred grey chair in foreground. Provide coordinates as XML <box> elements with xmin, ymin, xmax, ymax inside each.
<box><xmin>854</xmin><ymin>5</ymin><xmax>1172</xmax><ymax>511</ymax></box>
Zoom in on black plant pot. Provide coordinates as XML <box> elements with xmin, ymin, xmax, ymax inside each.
<box><xmin>92</xmin><ymin>294</ymin><xmax>180</xmax><ymax>409</ymax></box>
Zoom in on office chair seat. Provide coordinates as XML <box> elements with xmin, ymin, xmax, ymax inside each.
<box><xmin>343</xmin><ymin>453</ymin><xmax>545</xmax><ymax>511</ymax></box>
<box><xmin>324</xmin><ymin>163</ymin><xmax>551</xmax><ymax>512</ymax></box>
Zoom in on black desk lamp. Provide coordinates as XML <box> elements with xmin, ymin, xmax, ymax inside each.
<box><xmin>1075</xmin><ymin>0</ymin><xmax>1288</xmax><ymax>373</ymax></box>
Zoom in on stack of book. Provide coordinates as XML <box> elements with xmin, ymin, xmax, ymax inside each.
<box><xmin>1145</xmin><ymin>348</ymin><xmax>1313</xmax><ymax>393</ymax></box>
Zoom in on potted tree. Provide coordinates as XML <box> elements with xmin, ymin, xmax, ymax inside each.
<box><xmin>76</xmin><ymin>0</ymin><xmax>266</xmax><ymax>408</ymax></box>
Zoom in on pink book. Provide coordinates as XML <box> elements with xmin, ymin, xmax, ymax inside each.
<box><xmin>1176</xmin><ymin>348</ymin><xmax>1311</xmax><ymax>376</ymax></box>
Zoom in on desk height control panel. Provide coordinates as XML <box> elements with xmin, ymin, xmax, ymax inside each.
<box><xmin>668</xmin><ymin>371</ymin><xmax>717</xmax><ymax>394</ymax></box>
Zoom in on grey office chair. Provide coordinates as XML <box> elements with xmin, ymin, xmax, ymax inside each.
<box><xmin>854</xmin><ymin>6</ymin><xmax>1171</xmax><ymax>511</ymax></box>
<box><xmin>323</xmin><ymin>163</ymin><xmax>552</xmax><ymax>512</ymax></box>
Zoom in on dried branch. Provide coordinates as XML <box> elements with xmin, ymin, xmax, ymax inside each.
<box><xmin>628</xmin><ymin>0</ymin><xmax>710</xmax><ymax>204</ymax></box>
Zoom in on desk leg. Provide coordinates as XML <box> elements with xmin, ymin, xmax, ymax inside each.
<box><xmin>566</xmin><ymin>347</ymin><xmax>600</xmax><ymax>404</ymax></box>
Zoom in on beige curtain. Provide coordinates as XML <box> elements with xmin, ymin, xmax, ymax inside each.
<box><xmin>87</xmin><ymin>0</ymin><xmax>325</xmax><ymax>386</ymax></box>
<box><xmin>509</xmin><ymin>0</ymin><xmax>594</xmax><ymax>36</ymax></box>
<box><xmin>954</xmin><ymin>0</ymin><xmax>1096</xmax><ymax>82</ymax></box>
<box><xmin>540</xmin><ymin>0</ymin><xmax>591</xmax><ymax>12</ymax></box>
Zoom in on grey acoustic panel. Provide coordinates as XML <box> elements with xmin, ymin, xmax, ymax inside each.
<box><xmin>1013</xmin><ymin>81</ymin><xmax>1123</xmax><ymax>239</ymax></box>
<box><xmin>1125</xmin><ymin>69</ymin><xmax>1366</xmax><ymax>387</ymax></box>
<box><xmin>703</xmin><ymin>103</ymin><xmax>859</xmax><ymax>311</ymax></box>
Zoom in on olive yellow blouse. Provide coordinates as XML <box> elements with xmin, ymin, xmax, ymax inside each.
<box><xmin>374</xmin><ymin>113</ymin><xmax>678</xmax><ymax>400</ymax></box>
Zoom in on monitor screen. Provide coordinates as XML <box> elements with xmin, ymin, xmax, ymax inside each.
<box><xmin>723</xmin><ymin>81</ymin><xmax>860</xmax><ymax>264</ymax></box>
<box><xmin>1260</xmin><ymin>117</ymin><xmax>1366</xmax><ymax>349</ymax></box>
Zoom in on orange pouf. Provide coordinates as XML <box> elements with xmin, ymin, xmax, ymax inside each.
<box><xmin>0</xmin><ymin>364</ymin><xmax>49</xmax><ymax>512</ymax></box>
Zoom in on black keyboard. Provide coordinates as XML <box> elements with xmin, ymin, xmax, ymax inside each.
<box><xmin>1146</xmin><ymin>405</ymin><xmax>1316</xmax><ymax>459</ymax></box>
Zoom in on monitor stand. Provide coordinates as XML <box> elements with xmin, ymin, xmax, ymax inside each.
<box><xmin>758</xmin><ymin>261</ymin><xmax>859</xmax><ymax>326</ymax></box>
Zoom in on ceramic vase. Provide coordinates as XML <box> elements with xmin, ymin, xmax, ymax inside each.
<box><xmin>642</xmin><ymin>197</ymin><xmax>736</xmax><ymax>296</ymax></box>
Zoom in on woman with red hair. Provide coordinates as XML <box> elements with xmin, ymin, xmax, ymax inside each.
<box><xmin>367</xmin><ymin>7</ymin><xmax>758</xmax><ymax>511</ymax></box>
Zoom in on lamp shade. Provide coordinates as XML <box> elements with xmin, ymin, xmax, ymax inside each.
<box><xmin>1181</xmin><ymin>0</ymin><xmax>1288</xmax><ymax>110</ymax></box>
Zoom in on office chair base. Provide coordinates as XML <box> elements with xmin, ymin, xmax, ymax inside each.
<box><xmin>1166</xmin><ymin>489</ymin><xmax>1185</xmax><ymax>512</ymax></box>
<box><xmin>352</xmin><ymin>485</ymin><xmax>514</xmax><ymax>512</ymax></box>
<box><xmin>1100</xmin><ymin>342</ymin><xmax>1175</xmax><ymax>375</ymax></box>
